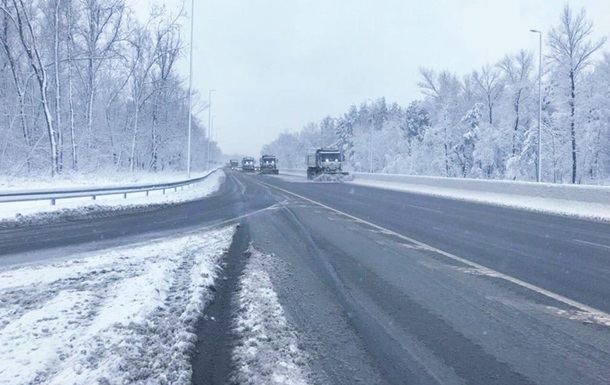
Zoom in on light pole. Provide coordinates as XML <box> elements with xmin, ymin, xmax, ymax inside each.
<box><xmin>530</xmin><ymin>29</ymin><xmax>542</xmax><ymax>182</ymax></box>
<box><xmin>206</xmin><ymin>89</ymin><xmax>216</xmax><ymax>170</ymax></box>
<box><xmin>186</xmin><ymin>0</ymin><xmax>195</xmax><ymax>178</ymax></box>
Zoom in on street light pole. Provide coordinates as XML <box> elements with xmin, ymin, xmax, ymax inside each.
<box><xmin>531</xmin><ymin>29</ymin><xmax>542</xmax><ymax>182</ymax></box>
<box><xmin>206</xmin><ymin>89</ymin><xmax>216</xmax><ymax>170</ymax></box>
<box><xmin>186</xmin><ymin>0</ymin><xmax>195</xmax><ymax>178</ymax></box>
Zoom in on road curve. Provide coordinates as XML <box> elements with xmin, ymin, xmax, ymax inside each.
<box><xmin>1</xmin><ymin>171</ymin><xmax>608</xmax><ymax>384</ymax></box>
<box><xmin>0</xmin><ymin>172</ymin><xmax>279</xmax><ymax>261</ymax></box>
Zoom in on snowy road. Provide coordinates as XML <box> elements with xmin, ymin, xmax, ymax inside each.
<box><xmin>236</xmin><ymin>173</ymin><xmax>610</xmax><ymax>385</ymax></box>
<box><xmin>1</xmin><ymin>171</ymin><xmax>609</xmax><ymax>384</ymax></box>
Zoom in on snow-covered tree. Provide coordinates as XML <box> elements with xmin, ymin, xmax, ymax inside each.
<box><xmin>548</xmin><ymin>4</ymin><xmax>606</xmax><ymax>183</ymax></box>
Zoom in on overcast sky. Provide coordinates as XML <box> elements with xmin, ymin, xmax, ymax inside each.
<box><xmin>132</xmin><ymin>0</ymin><xmax>610</xmax><ymax>156</ymax></box>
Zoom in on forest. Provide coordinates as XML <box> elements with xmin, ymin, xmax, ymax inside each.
<box><xmin>263</xmin><ymin>5</ymin><xmax>609</xmax><ymax>185</ymax></box>
<box><xmin>0</xmin><ymin>0</ymin><xmax>217</xmax><ymax>177</ymax></box>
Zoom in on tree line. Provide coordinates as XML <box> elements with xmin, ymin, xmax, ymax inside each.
<box><xmin>0</xmin><ymin>0</ymin><xmax>217</xmax><ymax>177</ymax></box>
<box><xmin>263</xmin><ymin>5</ymin><xmax>609</xmax><ymax>184</ymax></box>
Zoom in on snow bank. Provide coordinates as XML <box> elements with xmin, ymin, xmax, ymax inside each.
<box><xmin>353</xmin><ymin>172</ymin><xmax>610</xmax><ymax>204</ymax></box>
<box><xmin>281</xmin><ymin>169</ymin><xmax>610</xmax><ymax>221</ymax></box>
<box><xmin>351</xmin><ymin>173</ymin><xmax>610</xmax><ymax>221</ymax></box>
<box><xmin>0</xmin><ymin>170</ymin><xmax>225</xmax><ymax>226</ymax></box>
<box><xmin>232</xmin><ymin>249</ymin><xmax>312</xmax><ymax>385</ymax></box>
<box><xmin>0</xmin><ymin>225</ymin><xmax>235</xmax><ymax>385</ymax></box>
<box><xmin>0</xmin><ymin>170</ymin><xmax>213</xmax><ymax>191</ymax></box>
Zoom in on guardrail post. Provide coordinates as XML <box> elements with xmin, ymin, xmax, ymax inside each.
<box><xmin>174</xmin><ymin>187</ymin><xmax>177</xmax><ymax>192</ymax></box>
<box><xmin>50</xmin><ymin>198</ymin><xmax>56</xmax><ymax>205</ymax></box>
<box><xmin>163</xmin><ymin>189</ymin><xmax>165</xmax><ymax>195</ymax></box>
<box><xmin>146</xmin><ymin>190</ymin><xmax>149</xmax><ymax>197</ymax></box>
<box><xmin>123</xmin><ymin>193</ymin><xmax>127</xmax><ymax>199</ymax></box>
<box><xmin>92</xmin><ymin>195</ymin><xmax>96</xmax><ymax>200</ymax></box>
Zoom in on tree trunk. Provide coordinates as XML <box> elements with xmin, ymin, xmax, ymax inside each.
<box><xmin>41</xmin><ymin>74</ymin><xmax>59</xmax><ymax>175</ymax></box>
<box><xmin>14</xmin><ymin>0</ymin><xmax>59</xmax><ymax>175</ymax></box>
<box><xmin>570</xmin><ymin>69</ymin><xmax>577</xmax><ymax>184</ymax></box>
<box><xmin>488</xmin><ymin>94</ymin><xmax>493</xmax><ymax>125</ymax></box>
<box><xmin>18</xmin><ymin>93</ymin><xmax>31</xmax><ymax>171</ymax></box>
<box><xmin>150</xmin><ymin>91</ymin><xmax>159</xmax><ymax>172</ymax></box>
<box><xmin>512</xmin><ymin>90</ymin><xmax>521</xmax><ymax>156</ymax></box>
<box><xmin>67</xmin><ymin>16</ymin><xmax>77</xmax><ymax>170</ymax></box>
<box><xmin>129</xmin><ymin>97</ymin><xmax>139</xmax><ymax>172</ymax></box>
<box><xmin>86</xmin><ymin>56</ymin><xmax>94</xmax><ymax>151</ymax></box>
<box><xmin>54</xmin><ymin>0</ymin><xmax>62</xmax><ymax>172</ymax></box>
<box><xmin>0</xmin><ymin>18</ymin><xmax>31</xmax><ymax>171</ymax></box>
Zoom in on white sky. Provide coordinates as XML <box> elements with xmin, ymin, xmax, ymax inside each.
<box><xmin>131</xmin><ymin>0</ymin><xmax>610</xmax><ymax>156</ymax></box>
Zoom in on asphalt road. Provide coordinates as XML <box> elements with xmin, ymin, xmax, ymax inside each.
<box><xmin>255</xmin><ymin>173</ymin><xmax>610</xmax><ymax>315</ymax></box>
<box><xmin>242</xmin><ymin>172</ymin><xmax>610</xmax><ymax>385</ymax></box>
<box><xmin>2</xmin><ymin>170</ymin><xmax>609</xmax><ymax>384</ymax></box>
<box><xmin>0</xmin><ymin>170</ymin><xmax>277</xmax><ymax>260</ymax></box>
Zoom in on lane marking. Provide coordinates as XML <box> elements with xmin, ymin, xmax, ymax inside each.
<box><xmin>407</xmin><ymin>204</ymin><xmax>443</xmax><ymax>214</ymax></box>
<box><xmin>572</xmin><ymin>238</ymin><xmax>610</xmax><ymax>251</ymax></box>
<box><xmin>208</xmin><ymin>201</ymin><xmax>284</xmax><ymax>228</ymax></box>
<box><xmin>251</xmin><ymin>177</ymin><xmax>610</xmax><ymax>322</ymax></box>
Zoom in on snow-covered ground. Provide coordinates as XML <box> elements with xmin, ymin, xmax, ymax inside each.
<box><xmin>232</xmin><ymin>248</ymin><xmax>312</xmax><ymax>385</ymax></box>
<box><xmin>0</xmin><ymin>170</ymin><xmax>225</xmax><ymax>226</ymax></box>
<box><xmin>0</xmin><ymin>170</ymin><xmax>211</xmax><ymax>191</ymax></box>
<box><xmin>0</xmin><ymin>225</ymin><xmax>235</xmax><ymax>385</ymax></box>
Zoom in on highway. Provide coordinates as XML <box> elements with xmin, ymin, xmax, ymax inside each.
<box><xmin>2</xmin><ymin>170</ymin><xmax>609</xmax><ymax>384</ymax></box>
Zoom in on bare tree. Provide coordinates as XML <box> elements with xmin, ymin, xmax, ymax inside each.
<box><xmin>548</xmin><ymin>4</ymin><xmax>606</xmax><ymax>183</ymax></box>
<box><xmin>498</xmin><ymin>50</ymin><xmax>534</xmax><ymax>155</ymax></box>
<box><xmin>0</xmin><ymin>0</ymin><xmax>206</xmax><ymax>176</ymax></box>
<box><xmin>75</xmin><ymin>0</ymin><xmax>124</xmax><ymax>151</ymax></box>
<box><xmin>1</xmin><ymin>0</ymin><xmax>59</xmax><ymax>175</ymax></box>
<box><xmin>53</xmin><ymin>0</ymin><xmax>63</xmax><ymax>170</ymax></box>
<box><xmin>0</xmin><ymin>5</ymin><xmax>31</xmax><ymax>171</ymax></box>
<box><xmin>65</xmin><ymin>0</ymin><xmax>77</xmax><ymax>170</ymax></box>
<box><xmin>149</xmin><ymin>10</ymin><xmax>182</xmax><ymax>171</ymax></box>
<box><xmin>473</xmin><ymin>65</ymin><xmax>504</xmax><ymax>125</ymax></box>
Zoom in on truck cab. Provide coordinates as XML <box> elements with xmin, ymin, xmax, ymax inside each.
<box><xmin>307</xmin><ymin>148</ymin><xmax>348</xmax><ymax>180</ymax></box>
<box><xmin>241</xmin><ymin>157</ymin><xmax>255</xmax><ymax>172</ymax></box>
<box><xmin>259</xmin><ymin>155</ymin><xmax>279</xmax><ymax>174</ymax></box>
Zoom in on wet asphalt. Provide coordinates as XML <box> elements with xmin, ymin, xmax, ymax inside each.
<box><xmin>2</xmin><ymin>170</ymin><xmax>609</xmax><ymax>384</ymax></box>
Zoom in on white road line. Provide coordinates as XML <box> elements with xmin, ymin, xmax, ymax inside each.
<box><xmin>572</xmin><ymin>238</ymin><xmax>610</xmax><ymax>251</ymax></box>
<box><xmin>407</xmin><ymin>204</ymin><xmax>443</xmax><ymax>214</ymax></box>
<box><xmin>252</xmin><ymin>178</ymin><xmax>610</xmax><ymax>322</ymax></box>
<box><xmin>209</xmin><ymin>202</ymin><xmax>284</xmax><ymax>228</ymax></box>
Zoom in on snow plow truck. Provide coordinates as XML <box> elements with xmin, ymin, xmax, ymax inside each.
<box><xmin>259</xmin><ymin>155</ymin><xmax>279</xmax><ymax>174</ymax></box>
<box><xmin>306</xmin><ymin>148</ymin><xmax>350</xmax><ymax>181</ymax></box>
<box><xmin>241</xmin><ymin>157</ymin><xmax>255</xmax><ymax>172</ymax></box>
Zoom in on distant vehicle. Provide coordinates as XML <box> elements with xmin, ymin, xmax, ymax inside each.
<box><xmin>306</xmin><ymin>148</ymin><xmax>349</xmax><ymax>180</ymax></box>
<box><xmin>230</xmin><ymin>159</ymin><xmax>239</xmax><ymax>170</ymax></box>
<box><xmin>241</xmin><ymin>157</ymin><xmax>255</xmax><ymax>172</ymax></box>
<box><xmin>259</xmin><ymin>155</ymin><xmax>279</xmax><ymax>175</ymax></box>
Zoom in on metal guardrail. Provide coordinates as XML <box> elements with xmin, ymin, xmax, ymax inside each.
<box><xmin>0</xmin><ymin>170</ymin><xmax>217</xmax><ymax>205</ymax></box>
